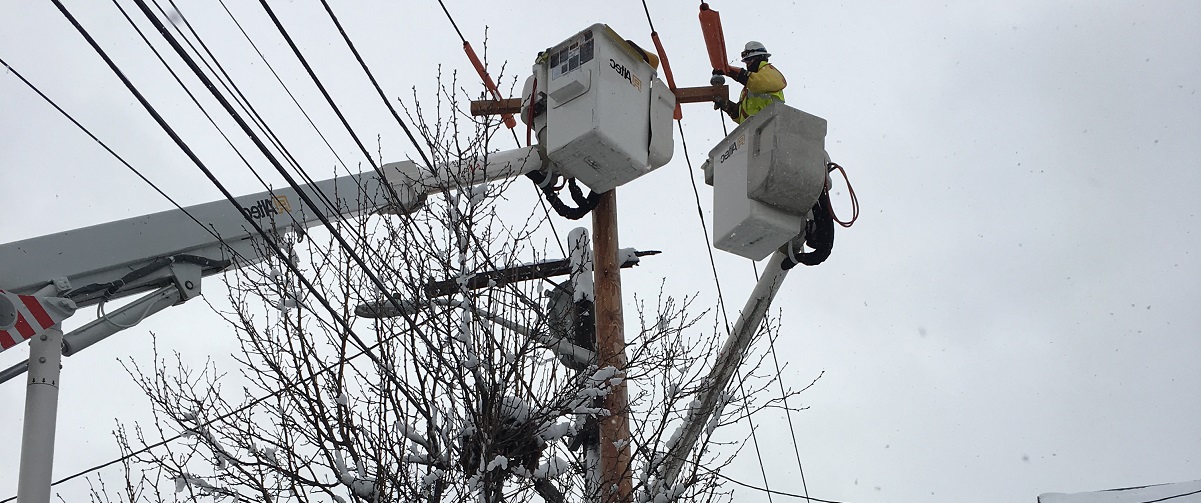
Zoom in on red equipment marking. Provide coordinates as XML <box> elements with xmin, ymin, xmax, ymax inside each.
<box><xmin>14</xmin><ymin>313</ymin><xmax>34</xmax><ymax>339</ymax></box>
<box><xmin>21</xmin><ymin>295</ymin><xmax>55</xmax><ymax>329</ymax></box>
<box><xmin>0</xmin><ymin>329</ymin><xmax>16</xmax><ymax>349</ymax></box>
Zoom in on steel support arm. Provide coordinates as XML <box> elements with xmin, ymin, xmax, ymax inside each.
<box><xmin>62</xmin><ymin>285</ymin><xmax>182</xmax><ymax>357</ymax></box>
<box><xmin>651</xmin><ymin>251</ymin><xmax>791</xmax><ymax>496</ymax></box>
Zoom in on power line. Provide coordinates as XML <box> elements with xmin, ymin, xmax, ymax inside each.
<box><xmin>32</xmin><ymin>3</ymin><xmax>452</xmax><ymax>498</ymax></box>
<box><xmin>108</xmin><ymin>0</ymin><xmax>362</xmax><ymax>290</ymax></box>
<box><xmin>674</xmin><ymin>96</ymin><xmax>777</xmax><ymax>503</ymax></box>
<box><xmin>153</xmin><ymin>0</ymin><xmax>348</xmax><ymax>221</ymax></box>
<box><xmin>0</xmin><ymin>303</ymin><xmax>449</xmax><ymax>503</ymax></box>
<box><xmin>697</xmin><ymin>463</ymin><xmax>850</xmax><ymax>503</ymax></box>
<box><xmin>108</xmin><ymin>0</ymin><xmax>310</xmax><ymax>218</ymax></box>
<box><xmin>314</xmin><ymin>0</ymin><xmax>435</xmax><ymax>170</ymax></box>
<box><xmin>426</xmin><ymin>0</ymin><xmax>566</xmax><ymax>255</ymax></box>
<box><xmin>122</xmin><ymin>0</ymin><xmax>525</xmax><ymax>432</ymax></box>
<box><xmin>53</xmin><ymin>0</ymin><xmax>425</xmax><ymax>421</ymax></box>
<box><xmin>254</xmin><ymin>0</ymin><xmax>396</xmax><ymax>200</ymax></box>
<box><xmin>434</xmin><ymin>0</ymin><xmax>466</xmax><ymax>43</ymax></box>
<box><xmin>638</xmin><ymin>1</ymin><xmax>813</xmax><ymax>496</ymax></box>
<box><xmin>0</xmin><ymin>56</ymin><xmax>223</xmax><ymax>251</ymax></box>
<box><xmin>126</xmin><ymin>0</ymin><xmax>387</xmax><ymax>288</ymax></box>
<box><xmin>1140</xmin><ymin>487</ymin><xmax>1201</xmax><ymax>503</ymax></box>
<box><xmin>215</xmin><ymin>0</ymin><xmax>356</xmax><ymax>177</ymax></box>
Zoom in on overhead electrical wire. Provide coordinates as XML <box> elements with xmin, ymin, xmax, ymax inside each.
<box><xmin>50</xmin><ymin>0</ymin><xmax>430</xmax><ymax>435</ymax></box>
<box><xmin>44</xmin><ymin>7</ymin><xmax>464</xmax><ymax>499</ymax></box>
<box><xmin>0</xmin><ymin>7</ymin><xmax>434</xmax><ymax>501</ymax></box>
<box><xmin>127</xmin><ymin>0</ymin><xmax>399</xmax><ymax>287</ymax></box>
<box><xmin>314</xmin><ymin>0</ymin><xmax>436</xmax><ymax>170</ymax></box>
<box><xmin>126</xmin><ymin>0</ymin><xmax>417</xmax><ymax>330</ymax></box>
<box><xmin>215</xmin><ymin>0</ymin><xmax>356</xmax><ymax>177</ymax></box>
<box><xmin>108</xmin><ymin>0</ymin><xmax>372</xmax><ymax>298</ymax></box>
<box><xmin>429</xmin><ymin>0</ymin><xmax>567</xmax><ymax>255</ymax></box>
<box><xmin>108</xmin><ymin>0</ymin><xmax>316</xmax><ymax>220</ymax></box>
<box><xmin>0</xmin><ymin>302</ymin><xmax>450</xmax><ymax>503</ymax></box>
<box><xmin>629</xmin><ymin>4</ymin><xmax>775</xmax><ymax>500</ymax></box>
<box><xmin>152</xmin><ymin>0</ymin><xmax>349</xmax><ymax>222</ymax></box>
<box><xmin>13</xmin><ymin>2</ymin><xmax>806</xmax><ymax>500</ymax></box>
<box><xmin>634</xmin><ymin>1</ymin><xmax>813</xmax><ymax>500</ymax></box>
<box><xmin>253</xmin><ymin>0</ymin><xmax>403</xmax><ymax>209</ymax></box>
<box><xmin>120</xmin><ymin>0</ymin><xmax>541</xmax><ymax>443</ymax></box>
<box><xmin>0</xmin><ymin>56</ymin><xmax>226</xmax><ymax>254</ymax></box>
<box><xmin>163</xmin><ymin>0</ymin><xmax>438</xmax><ymax>292</ymax></box>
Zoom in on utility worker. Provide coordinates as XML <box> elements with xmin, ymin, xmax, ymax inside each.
<box><xmin>713</xmin><ymin>41</ymin><xmax>786</xmax><ymax>123</ymax></box>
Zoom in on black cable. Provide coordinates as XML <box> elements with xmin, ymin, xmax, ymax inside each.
<box><xmin>426</xmin><ymin>0</ymin><xmax>570</xmax><ymax>250</ymax></box>
<box><xmin>1140</xmin><ymin>487</ymin><xmax>1201</xmax><ymax>503</ymax></box>
<box><xmin>156</xmin><ymin>0</ymin><xmax>348</xmax><ymax>222</ymax></box>
<box><xmin>256</xmin><ymin>0</ymin><xmax>471</xmax><ymax>282</ymax></box>
<box><xmin>0</xmin><ymin>56</ymin><xmax>232</xmax><ymax>254</ymax></box>
<box><xmin>51</xmin><ymin>5</ymin><xmax>448</xmax><ymax>494</ymax></box>
<box><xmin>0</xmin><ymin>303</ymin><xmax>449</xmax><ymax>503</ymax></box>
<box><xmin>434</xmin><ymin>0</ymin><xmax>467</xmax><ymax>43</ymax></box>
<box><xmin>698</xmin><ymin>464</ymin><xmax>849</xmax><ymax>503</ymax></box>
<box><xmin>108</xmin><ymin>0</ymin><xmax>300</xmax><ymax>217</ymax></box>
<box><xmin>315</xmin><ymin>0</ymin><xmax>435</xmax><ymax>170</ymax></box>
<box><xmin>525</xmin><ymin>171</ymin><xmax>600</xmax><ymax>220</ymax></box>
<box><xmin>215</xmin><ymin>0</ymin><xmax>356</xmax><ymax>178</ymax></box>
<box><xmin>126</xmin><ymin>0</ymin><xmax>415</xmax><ymax>328</ymax></box>
<box><xmin>255</xmin><ymin>0</ymin><xmax>407</xmax><ymax>208</ymax></box>
<box><xmin>121</xmin><ymin>3</ymin><xmax>493</xmax><ymax>449</ymax></box>
<box><xmin>52</xmin><ymin>0</ymin><xmax>423</xmax><ymax>420</ymax></box>
<box><xmin>639</xmin><ymin>0</ymin><xmax>657</xmax><ymax>32</ymax></box>
<box><xmin>134</xmin><ymin>0</ymin><xmax>391</xmax><ymax>287</ymax></box>
<box><xmin>675</xmin><ymin>119</ymin><xmax>776</xmax><ymax>503</ymax></box>
<box><xmin>111</xmin><ymin>0</ymin><xmax>362</xmax><ymax>288</ymax></box>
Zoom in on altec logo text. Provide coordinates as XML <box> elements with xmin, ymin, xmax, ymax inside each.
<box><xmin>242</xmin><ymin>195</ymin><xmax>292</xmax><ymax>220</ymax></box>
<box><xmin>609</xmin><ymin>58</ymin><xmax>642</xmax><ymax>91</ymax></box>
<box><xmin>720</xmin><ymin>134</ymin><xmax>747</xmax><ymax>163</ymax></box>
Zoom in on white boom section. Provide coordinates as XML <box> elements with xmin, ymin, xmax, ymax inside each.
<box><xmin>0</xmin><ymin>147</ymin><xmax>541</xmax><ymax>305</ymax></box>
<box><xmin>2</xmin><ymin>147</ymin><xmax>541</xmax><ymax>503</ymax></box>
<box><xmin>1</xmin><ymin>173</ymin><xmax>382</xmax><ymax>302</ymax></box>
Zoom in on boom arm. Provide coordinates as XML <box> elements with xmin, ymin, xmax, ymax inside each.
<box><xmin>0</xmin><ymin>146</ymin><xmax>543</xmax><ymax>357</ymax></box>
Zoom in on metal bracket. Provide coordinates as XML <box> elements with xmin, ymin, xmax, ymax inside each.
<box><xmin>51</xmin><ymin>277</ymin><xmax>71</xmax><ymax>295</ymax></box>
<box><xmin>169</xmin><ymin>261</ymin><xmax>203</xmax><ymax>302</ymax></box>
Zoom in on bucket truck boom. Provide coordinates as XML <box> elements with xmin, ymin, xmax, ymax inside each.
<box><xmin>0</xmin><ymin>146</ymin><xmax>542</xmax><ymax>503</ymax></box>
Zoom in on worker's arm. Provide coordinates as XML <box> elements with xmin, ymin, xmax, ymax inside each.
<box><xmin>746</xmin><ymin>63</ymin><xmax>786</xmax><ymax>93</ymax></box>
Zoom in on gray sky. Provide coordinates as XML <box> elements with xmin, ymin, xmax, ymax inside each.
<box><xmin>2</xmin><ymin>1</ymin><xmax>1199</xmax><ymax>502</ymax></box>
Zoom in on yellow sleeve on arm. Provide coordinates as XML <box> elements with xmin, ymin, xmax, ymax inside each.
<box><xmin>746</xmin><ymin>64</ymin><xmax>786</xmax><ymax>93</ymax></box>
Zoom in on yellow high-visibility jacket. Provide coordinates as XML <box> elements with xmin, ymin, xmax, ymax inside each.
<box><xmin>736</xmin><ymin>62</ymin><xmax>786</xmax><ymax>123</ymax></box>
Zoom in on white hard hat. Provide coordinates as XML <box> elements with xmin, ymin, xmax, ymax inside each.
<box><xmin>741</xmin><ymin>41</ymin><xmax>770</xmax><ymax>62</ymax></box>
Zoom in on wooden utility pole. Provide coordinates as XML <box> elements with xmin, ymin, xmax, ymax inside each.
<box><xmin>592</xmin><ymin>189</ymin><xmax>632</xmax><ymax>503</ymax></box>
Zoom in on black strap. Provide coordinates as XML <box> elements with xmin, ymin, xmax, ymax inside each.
<box><xmin>781</xmin><ymin>191</ymin><xmax>835</xmax><ymax>270</ymax></box>
<box><xmin>526</xmin><ymin>171</ymin><xmax>600</xmax><ymax>220</ymax></box>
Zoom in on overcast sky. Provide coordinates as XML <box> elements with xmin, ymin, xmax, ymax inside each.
<box><xmin>2</xmin><ymin>1</ymin><xmax>1199</xmax><ymax>502</ymax></box>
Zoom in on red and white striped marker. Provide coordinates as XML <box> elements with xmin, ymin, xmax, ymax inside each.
<box><xmin>0</xmin><ymin>290</ymin><xmax>76</xmax><ymax>353</ymax></box>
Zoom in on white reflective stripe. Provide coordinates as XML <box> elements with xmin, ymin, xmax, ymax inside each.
<box><xmin>0</xmin><ymin>290</ymin><xmax>67</xmax><ymax>353</ymax></box>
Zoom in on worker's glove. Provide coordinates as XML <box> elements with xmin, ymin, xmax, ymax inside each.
<box><xmin>728</xmin><ymin>67</ymin><xmax>750</xmax><ymax>85</ymax></box>
<box><xmin>712</xmin><ymin>97</ymin><xmax>727</xmax><ymax>110</ymax></box>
